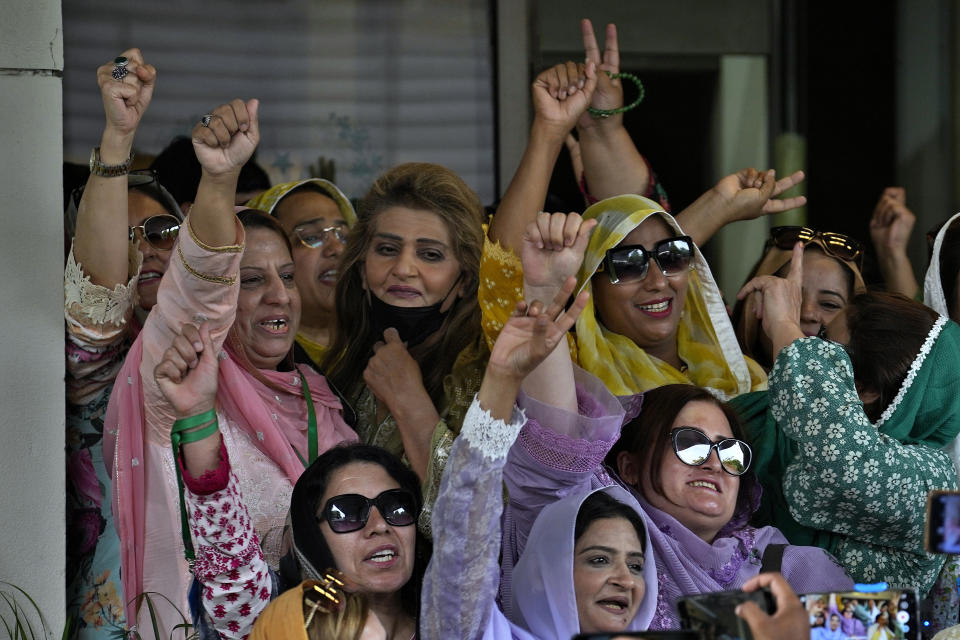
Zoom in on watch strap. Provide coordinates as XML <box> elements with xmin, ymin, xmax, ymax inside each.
<box><xmin>89</xmin><ymin>146</ymin><xmax>134</xmax><ymax>177</ymax></box>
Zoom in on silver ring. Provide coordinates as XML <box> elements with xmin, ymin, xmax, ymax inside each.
<box><xmin>200</xmin><ymin>114</ymin><xmax>214</xmax><ymax>128</ymax></box>
<box><xmin>112</xmin><ymin>64</ymin><xmax>129</xmax><ymax>81</ymax></box>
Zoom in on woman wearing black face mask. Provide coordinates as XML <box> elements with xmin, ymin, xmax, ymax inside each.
<box><xmin>323</xmin><ymin>162</ymin><xmax>487</xmax><ymax>537</ymax></box>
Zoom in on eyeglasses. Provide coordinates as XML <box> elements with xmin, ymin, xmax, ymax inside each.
<box><xmin>597</xmin><ymin>236</ymin><xmax>694</xmax><ymax>284</ymax></box>
<box><xmin>317</xmin><ymin>488</ymin><xmax>418</xmax><ymax>534</ymax></box>
<box><xmin>128</xmin><ymin>214</ymin><xmax>181</xmax><ymax>251</ymax></box>
<box><xmin>768</xmin><ymin>226</ymin><xmax>863</xmax><ymax>266</ymax></box>
<box><xmin>670</xmin><ymin>427</ymin><xmax>752</xmax><ymax>476</ymax></box>
<box><xmin>292</xmin><ymin>219</ymin><xmax>348</xmax><ymax>250</ymax></box>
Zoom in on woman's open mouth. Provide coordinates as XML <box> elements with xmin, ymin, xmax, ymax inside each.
<box><xmin>258</xmin><ymin>318</ymin><xmax>289</xmax><ymax>334</ymax></box>
<box><xmin>635</xmin><ymin>297</ymin><xmax>672</xmax><ymax>318</ymax></box>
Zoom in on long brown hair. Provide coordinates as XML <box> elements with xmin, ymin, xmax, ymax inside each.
<box><xmin>323</xmin><ymin>163</ymin><xmax>484</xmax><ymax>405</ymax></box>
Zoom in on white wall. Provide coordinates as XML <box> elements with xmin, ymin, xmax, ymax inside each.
<box><xmin>0</xmin><ymin>0</ymin><xmax>65</xmax><ymax>636</ymax></box>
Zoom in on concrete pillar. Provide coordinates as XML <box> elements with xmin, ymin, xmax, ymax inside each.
<box><xmin>711</xmin><ymin>55</ymin><xmax>770</xmax><ymax>301</ymax></box>
<box><xmin>0</xmin><ymin>0</ymin><xmax>65</xmax><ymax>636</ymax></box>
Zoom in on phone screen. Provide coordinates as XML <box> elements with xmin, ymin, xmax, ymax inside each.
<box><xmin>799</xmin><ymin>590</ymin><xmax>918</xmax><ymax>640</ymax></box>
<box><xmin>926</xmin><ymin>490</ymin><xmax>960</xmax><ymax>553</ymax></box>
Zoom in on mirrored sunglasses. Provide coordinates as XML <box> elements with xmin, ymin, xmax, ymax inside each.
<box><xmin>292</xmin><ymin>220</ymin><xmax>348</xmax><ymax>250</ymax></box>
<box><xmin>318</xmin><ymin>488</ymin><xmax>418</xmax><ymax>534</ymax></box>
<box><xmin>128</xmin><ymin>214</ymin><xmax>180</xmax><ymax>251</ymax></box>
<box><xmin>670</xmin><ymin>427</ymin><xmax>752</xmax><ymax>476</ymax></box>
<box><xmin>768</xmin><ymin>226</ymin><xmax>863</xmax><ymax>266</ymax></box>
<box><xmin>598</xmin><ymin>236</ymin><xmax>694</xmax><ymax>284</ymax></box>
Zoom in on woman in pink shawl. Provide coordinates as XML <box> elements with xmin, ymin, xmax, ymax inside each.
<box><xmin>104</xmin><ymin>98</ymin><xmax>355</xmax><ymax>636</ymax></box>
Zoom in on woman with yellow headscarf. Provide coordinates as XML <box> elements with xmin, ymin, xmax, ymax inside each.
<box><xmin>483</xmin><ymin>21</ymin><xmax>800</xmax><ymax>399</ymax></box>
<box><xmin>483</xmin><ymin>199</ymin><xmax>766</xmax><ymax>399</ymax></box>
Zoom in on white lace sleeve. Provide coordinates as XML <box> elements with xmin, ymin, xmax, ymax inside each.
<box><xmin>420</xmin><ymin>395</ymin><xmax>524</xmax><ymax>639</ymax></box>
<box><xmin>458</xmin><ymin>396</ymin><xmax>525</xmax><ymax>463</ymax></box>
<box><xmin>64</xmin><ymin>244</ymin><xmax>141</xmax><ymax>329</ymax></box>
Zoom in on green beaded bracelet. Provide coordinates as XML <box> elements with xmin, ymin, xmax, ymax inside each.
<box><xmin>587</xmin><ymin>72</ymin><xmax>645</xmax><ymax>118</ymax></box>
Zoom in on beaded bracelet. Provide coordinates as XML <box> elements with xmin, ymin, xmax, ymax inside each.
<box><xmin>587</xmin><ymin>72</ymin><xmax>645</xmax><ymax>118</ymax></box>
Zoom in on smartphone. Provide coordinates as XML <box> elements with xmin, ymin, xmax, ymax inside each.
<box><xmin>676</xmin><ymin>588</ymin><xmax>774</xmax><ymax>640</ymax></box>
<box><xmin>925</xmin><ymin>490</ymin><xmax>960</xmax><ymax>553</ymax></box>
<box><xmin>799</xmin><ymin>589</ymin><xmax>918</xmax><ymax>640</ymax></box>
<box><xmin>572</xmin><ymin>633</ymin><xmax>699</xmax><ymax>640</ymax></box>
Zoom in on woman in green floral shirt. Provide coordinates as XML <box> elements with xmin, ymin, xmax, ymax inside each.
<box><xmin>736</xmin><ymin>245</ymin><xmax>960</xmax><ymax>597</ymax></box>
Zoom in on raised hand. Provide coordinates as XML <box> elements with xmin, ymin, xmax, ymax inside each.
<box><xmin>869</xmin><ymin>186</ymin><xmax>919</xmax><ymax>298</ymax></box>
<box><xmin>521</xmin><ymin>212</ymin><xmax>596</xmax><ymax>294</ymax></box>
<box><xmin>578</xmin><ymin>19</ymin><xmax>622</xmax><ymax>129</ymax></box>
<box><xmin>97</xmin><ymin>48</ymin><xmax>157</xmax><ymax>140</ymax></box>
<box><xmin>714</xmin><ymin>168</ymin><xmax>807</xmax><ymax>222</ymax></box>
<box><xmin>191</xmin><ymin>98</ymin><xmax>261</xmax><ymax>177</ymax></box>
<box><xmin>736</xmin><ymin>242</ymin><xmax>805</xmax><ymax>354</ymax></box>
<box><xmin>488</xmin><ymin>276</ymin><xmax>588</xmax><ymax>383</ymax></box>
<box><xmin>532</xmin><ymin>60</ymin><xmax>597</xmax><ymax>135</ymax></box>
<box><xmin>736</xmin><ymin>573</ymin><xmax>809</xmax><ymax>640</ymax></box>
<box><xmin>870</xmin><ymin>187</ymin><xmax>915</xmax><ymax>254</ymax></box>
<box><xmin>154</xmin><ymin>322</ymin><xmax>220</xmax><ymax>419</ymax></box>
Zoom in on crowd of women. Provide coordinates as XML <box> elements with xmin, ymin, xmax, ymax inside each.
<box><xmin>63</xmin><ymin>17</ymin><xmax>960</xmax><ymax>640</ymax></box>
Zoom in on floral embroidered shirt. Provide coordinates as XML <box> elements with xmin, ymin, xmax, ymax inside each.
<box><xmin>771</xmin><ymin>338</ymin><xmax>958</xmax><ymax>594</ymax></box>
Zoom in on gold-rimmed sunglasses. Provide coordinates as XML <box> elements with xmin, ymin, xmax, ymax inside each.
<box><xmin>767</xmin><ymin>226</ymin><xmax>863</xmax><ymax>267</ymax></box>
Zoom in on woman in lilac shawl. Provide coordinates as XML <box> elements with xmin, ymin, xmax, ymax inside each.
<box><xmin>422</xmin><ymin>278</ymin><xmax>658</xmax><ymax>638</ymax></box>
<box><xmin>495</xmin><ymin>212</ymin><xmax>853</xmax><ymax>630</ymax></box>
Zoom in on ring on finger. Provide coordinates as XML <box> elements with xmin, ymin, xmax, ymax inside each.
<box><xmin>111</xmin><ymin>56</ymin><xmax>129</xmax><ymax>81</ymax></box>
<box><xmin>200</xmin><ymin>114</ymin><xmax>215</xmax><ymax>128</ymax></box>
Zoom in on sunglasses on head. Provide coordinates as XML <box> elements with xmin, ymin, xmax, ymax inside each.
<box><xmin>292</xmin><ymin>219</ymin><xmax>348</xmax><ymax>250</ymax></box>
<box><xmin>670</xmin><ymin>427</ymin><xmax>752</xmax><ymax>476</ymax></box>
<box><xmin>318</xmin><ymin>488</ymin><xmax>418</xmax><ymax>534</ymax></box>
<box><xmin>768</xmin><ymin>226</ymin><xmax>863</xmax><ymax>266</ymax></box>
<box><xmin>597</xmin><ymin>236</ymin><xmax>694</xmax><ymax>284</ymax></box>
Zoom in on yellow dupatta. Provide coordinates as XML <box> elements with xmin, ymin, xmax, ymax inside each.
<box><xmin>575</xmin><ymin>194</ymin><xmax>767</xmax><ymax>399</ymax></box>
<box><xmin>246</xmin><ymin>178</ymin><xmax>357</xmax><ymax>227</ymax></box>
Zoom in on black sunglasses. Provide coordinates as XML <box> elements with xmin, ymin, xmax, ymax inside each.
<box><xmin>129</xmin><ymin>214</ymin><xmax>181</xmax><ymax>251</ymax></box>
<box><xmin>317</xmin><ymin>488</ymin><xmax>418</xmax><ymax>534</ymax></box>
<box><xmin>768</xmin><ymin>226</ymin><xmax>863</xmax><ymax>266</ymax></box>
<box><xmin>670</xmin><ymin>427</ymin><xmax>752</xmax><ymax>476</ymax></box>
<box><xmin>597</xmin><ymin>236</ymin><xmax>694</xmax><ymax>284</ymax></box>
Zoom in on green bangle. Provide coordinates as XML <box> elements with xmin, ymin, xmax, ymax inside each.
<box><xmin>172</xmin><ymin>408</ymin><xmax>219</xmax><ymax>445</ymax></box>
<box><xmin>587</xmin><ymin>72</ymin><xmax>645</xmax><ymax>119</ymax></box>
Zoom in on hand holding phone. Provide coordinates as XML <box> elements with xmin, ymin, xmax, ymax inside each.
<box><xmin>677</xmin><ymin>584</ymin><xmax>776</xmax><ymax>640</ymax></box>
<box><xmin>735</xmin><ymin>573</ymin><xmax>808</xmax><ymax>640</ymax></box>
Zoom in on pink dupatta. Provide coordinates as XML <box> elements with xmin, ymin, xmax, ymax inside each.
<box><xmin>103</xmin><ymin>213</ymin><xmax>356</xmax><ymax>626</ymax></box>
